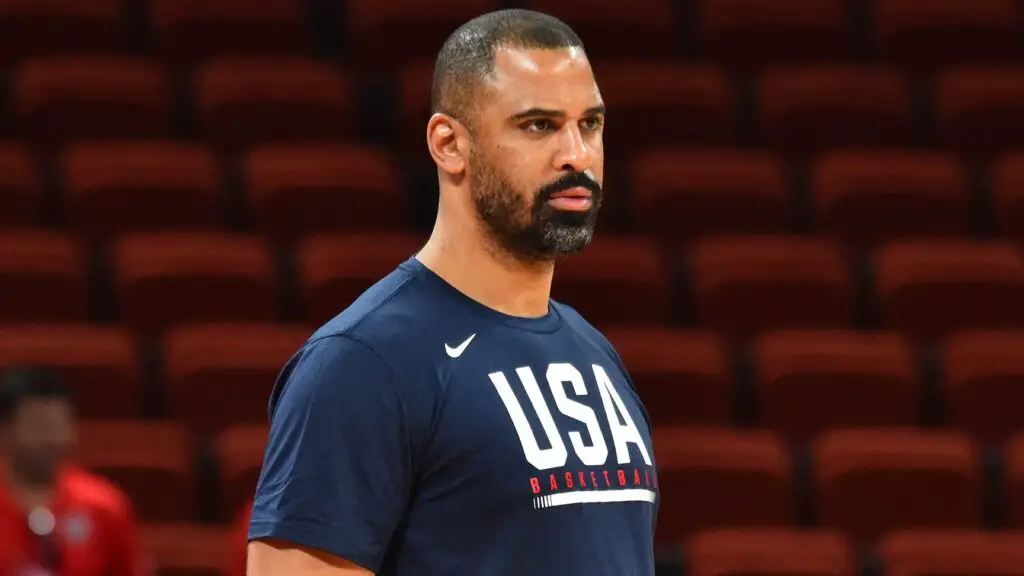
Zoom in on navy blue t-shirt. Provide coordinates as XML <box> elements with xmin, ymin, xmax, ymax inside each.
<box><xmin>249</xmin><ymin>257</ymin><xmax>659</xmax><ymax>575</ymax></box>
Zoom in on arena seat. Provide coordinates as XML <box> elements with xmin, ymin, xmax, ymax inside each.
<box><xmin>688</xmin><ymin>528</ymin><xmax>854</xmax><ymax>576</ymax></box>
<box><xmin>76</xmin><ymin>421</ymin><xmax>195</xmax><ymax>522</ymax></box>
<box><xmin>213</xmin><ymin>425</ymin><xmax>269</xmax><ymax>521</ymax></box>
<box><xmin>1003</xmin><ymin>434</ymin><xmax>1024</xmax><ymax>528</ymax></box>
<box><xmin>653</xmin><ymin>427</ymin><xmax>794</xmax><ymax>542</ymax></box>
<box><xmin>991</xmin><ymin>153</ymin><xmax>1024</xmax><ymax>240</ymax></box>
<box><xmin>604</xmin><ymin>328</ymin><xmax>732</xmax><ymax>426</ymax></box>
<box><xmin>878</xmin><ymin>529</ymin><xmax>1024</xmax><ymax>576</ymax></box>
<box><xmin>872</xmin><ymin>0</ymin><xmax>1021</xmax><ymax>72</ymax></box>
<box><xmin>942</xmin><ymin>331</ymin><xmax>1024</xmax><ymax>445</ymax></box>
<box><xmin>552</xmin><ymin>235</ymin><xmax>673</xmax><ymax>327</ymax></box>
<box><xmin>0</xmin><ymin>143</ymin><xmax>41</xmax><ymax>226</ymax></box>
<box><xmin>689</xmin><ymin>235</ymin><xmax>853</xmax><ymax>342</ymax></box>
<box><xmin>757</xmin><ymin>66</ymin><xmax>913</xmax><ymax>161</ymax></box>
<box><xmin>630</xmin><ymin>149</ymin><xmax>791</xmax><ymax>249</ymax></box>
<box><xmin>874</xmin><ymin>239</ymin><xmax>1024</xmax><ymax>343</ymax></box>
<box><xmin>810</xmin><ymin>151</ymin><xmax>970</xmax><ymax>247</ymax></box>
<box><xmin>0</xmin><ymin>324</ymin><xmax>141</xmax><ymax>418</ymax></box>
<box><xmin>242</xmin><ymin>143</ymin><xmax>411</xmax><ymax>245</ymax></box>
<box><xmin>698</xmin><ymin>0</ymin><xmax>852</xmax><ymax>71</ymax></box>
<box><xmin>752</xmin><ymin>330</ymin><xmax>921</xmax><ymax>442</ymax></box>
<box><xmin>112</xmin><ymin>232</ymin><xmax>278</xmax><ymax>335</ymax></box>
<box><xmin>162</xmin><ymin>323</ymin><xmax>308</xmax><ymax>433</ymax></box>
<box><xmin>62</xmin><ymin>141</ymin><xmax>223</xmax><ymax>240</ymax></box>
<box><xmin>144</xmin><ymin>523</ymin><xmax>229</xmax><ymax>576</ymax></box>
<box><xmin>295</xmin><ymin>232</ymin><xmax>426</xmax><ymax>324</ymax></box>
<box><xmin>0</xmin><ymin>0</ymin><xmax>127</xmax><ymax>67</ymax></box>
<box><xmin>0</xmin><ymin>230</ymin><xmax>88</xmax><ymax>322</ymax></box>
<box><xmin>814</xmin><ymin>428</ymin><xmax>982</xmax><ymax>544</ymax></box>
<box><xmin>150</xmin><ymin>0</ymin><xmax>307</xmax><ymax>70</ymax></box>
<box><xmin>195</xmin><ymin>58</ymin><xmax>354</xmax><ymax>152</ymax></box>
<box><xmin>12</xmin><ymin>56</ymin><xmax>170</xmax><ymax>149</ymax></box>
<box><xmin>523</xmin><ymin>0</ymin><xmax>680</xmax><ymax>61</ymax></box>
<box><xmin>935</xmin><ymin>68</ymin><xmax>1024</xmax><ymax>163</ymax></box>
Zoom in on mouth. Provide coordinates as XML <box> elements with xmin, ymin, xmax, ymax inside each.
<box><xmin>546</xmin><ymin>187</ymin><xmax>594</xmax><ymax>211</ymax></box>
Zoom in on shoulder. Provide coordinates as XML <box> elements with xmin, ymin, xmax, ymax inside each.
<box><xmin>62</xmin><ymin>467</ymin><xmax>134</xmax><ymax>521</ymax></box>
<box><xmin>551</xmin><ymin>299</ymin><xmax>619</xmax><ymax>358</ymax></box>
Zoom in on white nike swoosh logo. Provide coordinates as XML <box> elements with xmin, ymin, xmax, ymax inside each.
<box><xmin>445</xmin><ymin>334</ymin><xmax>476</xmax><ymax>358</ymax></box>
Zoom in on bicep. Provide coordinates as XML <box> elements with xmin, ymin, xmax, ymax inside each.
<box><xmin>248</xmin><ymin>540</ymin><xmax>373</xmax><ymax>576</ymax></box>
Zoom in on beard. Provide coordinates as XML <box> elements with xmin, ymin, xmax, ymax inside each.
<box><xmin>469</xmin><ymin>147</ymin><xmax>603</xmax><ymax>263</ymax></box>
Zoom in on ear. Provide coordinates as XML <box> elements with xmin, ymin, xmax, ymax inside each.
<box><xmin>426</xmin><ymin>113</ymin><xmax>467</xmax><ymax>176</ymax></box>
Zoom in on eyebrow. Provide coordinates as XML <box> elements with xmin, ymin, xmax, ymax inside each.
<box><xmin>509</xmin><ymin>104</ymin><xmax>607</xmax><ymax>122</ymax></box>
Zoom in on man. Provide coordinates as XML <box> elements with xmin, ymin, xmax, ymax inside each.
<box><xmin>0</xmin><ymin>367</ymin><xmax>149</xmax><ymax>576</ymax></box>
<box><xmin>248</xmin><ymin>8</ymin><xmax>658</xmax><ymax>575</ymax></box>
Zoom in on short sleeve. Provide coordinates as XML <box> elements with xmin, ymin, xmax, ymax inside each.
<box><xmin>248</xmin><ymin>334</ymin><xmax>411</xmax><ymax>572</ymax></box>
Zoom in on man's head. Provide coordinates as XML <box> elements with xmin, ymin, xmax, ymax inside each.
<box><xmin>0</xmin><ymin>368</ymin><xmax>75</xmax><ymax>484</ymax></box>
<box><xmin>427</xmin><ymin>10</ymin><xmax>605</xmax><ymax>262</ymax></box>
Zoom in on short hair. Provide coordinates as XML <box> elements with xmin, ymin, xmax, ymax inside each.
<box><xmin>0</xmin><ymin>367</ymin><xmax>71</xmax><ymax>422</ymax></box>
<box><xmin>431</xmin><ymin>9</ymin><xmax>584</xmax><ymax>124</ymax></box>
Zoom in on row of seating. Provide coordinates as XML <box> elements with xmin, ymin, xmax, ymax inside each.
<box><xmin>7</xmin><ymin>57</ymin><xmax>1024</xmax><ymax>160</ymax></box>
<box><xmin>2</xmin><ymin>0</ymin><xmax>1022</xmax><ymax>72</ymax></box>
<box><xmin>8</xmin><ymin>232</ymin><xmax>1024</xmax><ymax>339</ymax></box>
<box><xmin>76</xmin><ymin>422</ymin><xmax>1024</xmax><ymax>542</ymax></box>
<box><xmin>14</xmin><ymin>323</ymin><xmax>1024</xmax><ymax>443</ymax></box>
<box><xmin>8</xmin><ymin>143</ymin><xmax>1024</xmax><ymax>246</ymax></box>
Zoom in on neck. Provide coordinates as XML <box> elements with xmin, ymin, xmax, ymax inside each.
<box><xmin>418</xmin><ymin>208</ymin><xmax>554</xmax><ymax>318</ymax></box>
<box><xmin>4</xmin><ymin>459</ymin><xmax>55</xmax><ymax>505</ymax></box>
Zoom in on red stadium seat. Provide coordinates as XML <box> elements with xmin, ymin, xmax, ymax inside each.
<box><xmin>0</xmin><ymin>230</ymin><xmax>88</xmax><ymax>322</ymax></box>
<box><xmin>878</xmin><ymin>530</ymin><xmax>1024</xmax><ymax>576</ymax></box>
<box><xmin>757</xmin><ymin>66</ymin><xmax>912</xmax><ymax>161</ymax></box>
<box><xmin>143</xmin><ymin>523</ymin><xmax>229</xmax><ymax>576</ymax></box>
<box><xmin>936</xmin><ymin>68</ymin><xmax>1024</xmax><ymax>164</ymax></box>
<box><xmin>150</xmin><ymin>0</ymin><xmax>307</xmax><ymax>70</ymax></box>
<box><xmin>688</xmin><ymin>529</ymin><xmax>855</xmax><ymax>576</ymax></box>
<box><xmin>523</xmin><ymin>0</ymin><xmax>680</xmax><ymax>61</ymax></box>
<box><xmin>162</xmin><ymin>323</ymin><xmax>308</xmax><ymax>433</ymax></box>
<box><xmin>242</xmin><ymin>144</ymin><xmax>412</xmax><ymax>244</ymax></box>
<box><xmin>0</xmin><ymin>324</ymin><xmax>141</xmax><ymax>419</ymax></box>
<box><xmin>62</xmin><ymin>141</ymin><xmax>223</xmax><ymax>240</ymax></box>
<box><xmin>690</xmin><ymin>235</ymin><xmax>853</xmax><ymax>342</ymax></box>
<box><xmin>753</xmin><ymin>330</ymin><xmax>921</xmax><ymax>442</ymax></box>
<box><xmin>0</xmin><ymin>0</ymin><xmax>127</xmax><ymax>67</ymax></box>
<box><xmin>992</xmin><ymin>153</ymin><xmax>1024</xmax><ymax>240</ymax></box>
<box><xmin>213</xmin><ymin>425</ymin><xmax>268</xmax><ymax>521</ymax></box>
<box><xmin>630</xmin><ymin>150</ymin><xmax>791</xmax><ymax>249</ymax></box>
<box><xmin>295</xmin><ymin>233</ymin><xmax>425</xmax><ymax>324</ymax></box>
<box><xmin>346</xmin><ymin>0</ymin><xmax>500</xmax><ymax>75</ymax></box>
<box><xmin>698</xmin><ymin>0</ymin><xmax>852</xmax><ymax>71</ymax></box>
<box><xmin>552</xmin><ymin>236</ymin><xmax>673</xmax><ymax>327</ymax></box>
<box><xmin>872</xmin><ymin>0</ymin><xmax>1021</xmax><ymax>72</ymax></box>
<box><xmin>943</xmin><ymin>331</ymin><xmax>1024</xmax><ymax>444</ymax></box>
<box><xmin>0</xmin><ymin>143</ymin><xmax>42</xmax><ymax>226</ymax></box>
<box><xmin>12</xmin><ymin>57</ymin><xmax>170</xmax><ymax>149</ymax></box>
<box><xmin>594</xmin><ymin>63</ymin><xmax>737</xmax><ymax>158</ymax></box>
<box><xmin>112</xmin><ymin>232</ymin><xmax>278</xmax><ymax>335</ymax></box>
<box><xmin>810</xmin><ymin>151</ymin><xmax>970</xmax><ymax>247</ymax></box>
<box><xmin>604</xmin><ymin>328</ymin><xmax>732</xmax><ymax>426</ymax></box>
<box><xmin>1007</xmin><ymin>435</ymin><xmax>1024</xmax><ymax>528</ymax></box>
<box><xmin>874</xmin><ymin>240</ymin><xmax>1024</xmax><ymax>342</ymax></box>
<box><xmin>396</xmin><ymin>60</ymin><xmax>435</xmax><ymax>155</ymax></box>
<box><xmin>814</xmin><ymin>429</ymin><xmax>982</xmax><ymax>544</ymax></box>
<box><xmin>654</xmin><ymin>428</ymin><xmax>794</xmax><ymax>542</ymax></box>
<box><xmin>196</xmin><ymin>58</ymin><xmax>354</xmax><ymax>152</ymax></box>
<box><xmin>76</xmin><ymin>421</ymin><xmax>195</xmax><ymax>522</ymax></box>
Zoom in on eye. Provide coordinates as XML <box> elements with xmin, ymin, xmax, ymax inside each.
<box><xmin>580</xmin><ymin>116</ymin><xmax>604</xmax><ymax>132</ymax></box>
<box><xmin>522</xmin><ymin>119</ymin><xmax>555</xmax><ymax>133</ymax></box>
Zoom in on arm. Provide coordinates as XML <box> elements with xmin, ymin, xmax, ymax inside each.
<box><xmin>104</xmin><ymin>494</ymin><xmax>152</xmax><ymax>576</ymax></box>
<box><xmin>247</xmin><ymin>334</ymin><xmax>414</xmax><ymax>576</ymax></box>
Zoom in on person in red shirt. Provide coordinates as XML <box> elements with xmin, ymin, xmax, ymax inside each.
<box><xmin>0</xmin><ymin>367</ymin><xmax>150</xmax><ymax>576</ymax></box>
<box><xmin>226</xmin><ymin>501</ymin><xmax>252</xmax><ymax>576</ymax></box>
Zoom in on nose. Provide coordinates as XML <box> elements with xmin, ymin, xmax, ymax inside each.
<box><xmin>553</xmin><ymin>123</ymin><xmax>593</xmax><ymax>173</ymax></box>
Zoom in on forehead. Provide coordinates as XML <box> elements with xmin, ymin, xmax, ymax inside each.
<box><xmin>481</xmin><ymin>46</ymin><xmax>602</xmax><ymax>116</ymax></box>
<box><xmin>14</xmin><ymin>397</ymin><xmax>71</xmax><ymax>422</ymax></box>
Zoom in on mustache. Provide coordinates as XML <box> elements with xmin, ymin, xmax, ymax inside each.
<box><xmin>537</xmin><ymin>172</ymin><xmax>602</xmax><ymax>202</ymax></box>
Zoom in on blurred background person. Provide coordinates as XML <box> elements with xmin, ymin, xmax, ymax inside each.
<box><xmin>0</xmin><ymin>367</ymin><xmax>149</xmax><ymax>575</ymax></box>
